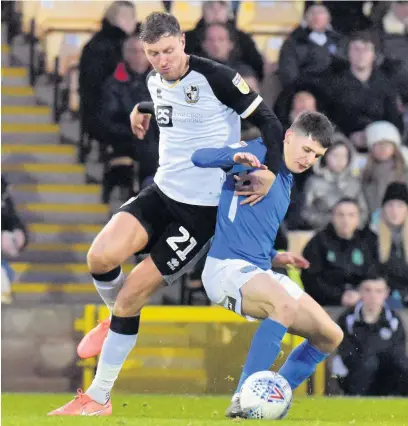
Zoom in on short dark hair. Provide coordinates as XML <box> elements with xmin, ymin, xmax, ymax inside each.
<box><xmin>332</xmin><ymin>197</ymin><xmax>360</xmax><ymax>211</ymax></box>
<box><xmin>290</xmin><ymin>111</ymin><xmax>334</xmax><ymax>148</ymax></box>
<box><xmin>360</xmin><ymin>268</ymin><xmax>388</xmax><ymax>286</ymax></box>
<box><xmin>348</xmin><ymin>31</ymin><xmax>377</xmax><ymax>51</ymax></box>
<box><xmin>139</xmin><ymin>12</ymin><xmax>181</xmax><ymax>44</ymax></box>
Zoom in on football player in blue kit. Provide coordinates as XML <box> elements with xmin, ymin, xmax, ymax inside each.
<box><xmin>192</xmin><ymin>111</ymin><xmax>344</xmax><ymax>417</ymax></box>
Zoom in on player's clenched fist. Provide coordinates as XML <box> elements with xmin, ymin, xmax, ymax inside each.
<box><xmin>130</xmin><ymin>104</ymin><xmax>151</xmax><ymax>139</ymax></box>
<box><xmin>233</xmin><ymin>152</ymin><xmax>267</xmax><ymax>169</ymax></box>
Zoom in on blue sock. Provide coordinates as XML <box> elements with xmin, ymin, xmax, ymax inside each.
<box><xmin>235</xmin><ymin>318</ymin><xmax>287</xmax><ymax>394</ymax></box>
<box><xmin>278</xmin><ymin>339</ymin><xmax>329</xmax><ymax>389</ymax></box>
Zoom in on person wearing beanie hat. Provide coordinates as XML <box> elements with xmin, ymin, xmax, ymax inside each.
<box><xmin>372</xmin><ymin>182</ymin><xmax>408</xmax><ymax>307</ymax></box>
<box><xmin>382</xmin><ymin>181</ymin><xmax>408</xmax><ymax>206</ymax></box>
<box><xmin>362</xmin><ymin>121</ymin><xmax>407</xmax><ymax>215</ymax></box>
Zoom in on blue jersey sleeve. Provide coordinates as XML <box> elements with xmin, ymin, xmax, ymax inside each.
<box><xmin>191</xmin><ymin>138</ymin><xmax>266</xmax><ymax>171</ymax></box>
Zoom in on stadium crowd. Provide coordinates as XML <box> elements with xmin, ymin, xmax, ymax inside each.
<box><xmin>2</xmin><ymin>0</ymin><xmax>408</xmax><ymax>396</ymax></box>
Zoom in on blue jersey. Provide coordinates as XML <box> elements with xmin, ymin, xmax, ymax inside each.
<box><xmin>191</xmin><ymin>138</ymin><xmax>292</xmax><ymax>270</ymax></box>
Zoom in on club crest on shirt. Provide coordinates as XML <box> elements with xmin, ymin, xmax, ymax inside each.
<box><xmin>232</xmin><ymin>73</ymin><xmax>250</xmax><ymax>94</ymax></box>
<box><xmin>184</xmin><ymin>85</ymin><xmax>200</xmax><ymax>104</ymax></box>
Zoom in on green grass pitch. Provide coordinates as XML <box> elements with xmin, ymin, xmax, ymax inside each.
<box><xmin>2</xmin><ymin>394</ymin><xmax>408</xmax><ymax>425</ymax></box>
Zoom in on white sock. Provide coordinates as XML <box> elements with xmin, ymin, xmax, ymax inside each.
<box><xmin>91</xmin><ymin>267</ymin><xmax>124</xmax><ymax>312</ymax></box>
<box><xmin>86</xmin><ymin>329</ymin><xmax>138</xmax><ymax>404</ymax></box>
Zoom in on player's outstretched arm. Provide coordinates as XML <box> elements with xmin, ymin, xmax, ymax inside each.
<box><xmin>191</xmin><ymin>140</ymin><xmax>265</xmax><ymax>170</ymax></box>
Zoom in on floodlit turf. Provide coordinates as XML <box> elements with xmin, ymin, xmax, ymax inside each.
<box><xmin>2</xmin><ymin>393</ymin><xmax>408</xmax><ymax>426</ymax></box>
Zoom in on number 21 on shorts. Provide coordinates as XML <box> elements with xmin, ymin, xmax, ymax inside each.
<box><xmin>166</xmin><ymin>226</ymin><xmax>197</xmax><ymax>261</ymax></box>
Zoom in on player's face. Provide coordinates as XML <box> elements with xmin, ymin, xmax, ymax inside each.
<box><xmin>143</xmin><ymin>34</ymin><xmax>186</xmax><ymax>81</ymax></box>
<box><xmin>283</xmin><ymin>129</ymin><xmax>326</xmax><ymax>173</ymax></box>
<box><xmin>359</xmin><ymin>279</ymin><xmax>389</xmax><ymax>310</ymax></box>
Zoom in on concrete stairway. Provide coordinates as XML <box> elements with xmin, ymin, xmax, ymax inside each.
<box><xmin>1</xmin><ymin>43</ymin><xmax>112</xmax><ymax>304</ymax></box>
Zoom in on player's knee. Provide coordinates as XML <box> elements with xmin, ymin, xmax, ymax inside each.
<box><xmin>87</xmin><ymin>244</ymin><xmax>119</xmax><ymax>274</ymax></box>
<box><xmin>330</xmin><ymin>323</ymin><xmax>344</xmax><ymax>350</ymax></box>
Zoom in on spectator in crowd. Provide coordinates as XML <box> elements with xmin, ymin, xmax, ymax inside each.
<box><xmin>378</xmin><ymin>1</ymin><xmax>408</xmax><ymax>69</ymax></box>
<box><xmin>236</xmin><ymin>65</ymin><xmax>262</xmax><ymax>141</ymax></box>
<box><xmin>334</xmin><ymin>273</ymin><xmax>408</xmax><ymax>396</ymax></box>
<box><xmin>99</xmin><ymin>35</ymin><xmax>158</xmax><ymax>204</ymax></box>
<box><xmin>278</xmin><ymin>4</ymin><xmax>343</xmax><ymax>89</ymax></box>
<box><xmin>362</xmin><ymin>121</ymin><xmax>408</xmax><ymax>216</ymax></box>
<box><xmin>304</xmin><ymin>1</ymin><xmax>385</xmax><ymax>36</ymax></box>
<box><xmin>372</xmin><ymin>182</ymin><xmax>408</xmax><ymax>308</ymax></box>
<box><xmin>324</xmin><ymin>31</ymin><xmax>403</xmax><ymax>149</ymax></box>
<box><xmin>302</xmin><ymin>198</ymin><xmax>377</xmax><ymax>306</ymax></box>
<box><xmin>79</xmin><ymin>1</ymin><xmax>136</xmax><ymax>141</ymax></box>
<box><xmin>200</xmin><ymin>23</ymin><xmax>242</xmax><ymax>68</ymax></box>
<box><xmin>1</xmin><ymin>176</ymin><xmax>28</xmax><ymax>304</ymax></box>
<box><xmin>376</xmin><ymin>1</ymin><xmax>408</xmax><ymax>107</ymax></box>
<box><xmin>185</xmin><ymin>0</ymin><xmax>264</xmax><ymax>80</ymax></box>
<box><xmin>302</xmin><ymin>135</ymin><xmax>368</xmax><ymax>229</ymax></box>
<box><xmin>275</xmin><ymin>83</ymin><xmax>326</xmax><ymax>132</ymax></box>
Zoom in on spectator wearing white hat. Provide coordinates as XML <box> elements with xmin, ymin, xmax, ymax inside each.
<box><xmin>362</xmin><ymin>121</ymin><xmax>408</xmax><ymax>215</ymax></box>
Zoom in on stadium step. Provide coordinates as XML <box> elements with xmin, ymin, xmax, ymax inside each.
<box><xmin>2</xmin><ymin>44</ymin><xmax>10</xmax><ymax>65</ymax></box>
<box><xmin>27</xmin><ymin>223</ymin><xmax>102</xmax><ymax>244</ymax></box>
<box><xmin>11</xmin><ymin>184</ymin><xmax>101</xmax><ymax>204</ymax></box>
<box><xmin>17</xmin><ymin>203</ymin><xmax>109</xmax><ymax>224</ymax></box>
<box><xmin>18</xmin><ymin>243</ymin><xmax>89</xmax><ymax>263</ymax></box>
<box><xmin>2</xmin><ymin>123</ymin><xmax>60</xmax><ymax>143</ymax></box>
<box><xmin>2</xmin><ymin>105</ymin><xmax>52</xmax><ymax>123</ymax></box>
<box><xmin>1</xmin><ymin>67</ymin><xmax>29</xmax><ymax>86</ymax></box>
<box><xmin>10</xmin><ymin>262</ymin><xmax>134</xmax><ymax>284</ymax></box>
<box><xmin>2</xmin><ymin>85</ymin><xmax>36</xmax><ymax>105</ymax></box>
<box><xmin>2</xmin><ymin>144</ymin><xmax>77</xmax><ymax>164</ymax></box>
<box><xmin>2</xmin><ymin>163</ymin><xmax>86</xmax><ymax>184</ymax></box>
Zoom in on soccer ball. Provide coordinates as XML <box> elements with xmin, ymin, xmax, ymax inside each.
<box><xmin>240</xmin><ymin>371</ymin><xmax>292</xmax><ymax>420</ymax></box>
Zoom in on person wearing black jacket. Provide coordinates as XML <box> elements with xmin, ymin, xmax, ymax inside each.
<box><xmin>334</xmin><ymin>274</ymin><xmax>408</xmax><ymax>396</ymax></box>
<box><xmin>184</xmin><ymin>1</ymin><xmax>264</xmax><ymax>80</ymax></box>
<box><xmin>323</xmin><ymin>31</ymin><xmax>403</xmax><ymax>148</ymax></box>
<box><xmin>99</xmin><ymin>35</ymin><xmax>159</xmax><ymax>203</ymax></box>
<box><xmin>302</xmin><ymin>198</ymin><xmax>377</xmax><ymax>306</ymax></box>
<box><xmin>79</xmin><ymin>1</ymin><xmax>136</xmax><ymax>141</ymax></box>
<box><xmin>278</xmin><ymin>4</ymin><xmax>343</xmax><ymax>89</ymax></box>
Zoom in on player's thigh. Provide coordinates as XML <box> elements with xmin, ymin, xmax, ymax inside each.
<box><xmin>241</xmin><ymin>270</ymin><xmax>303</xmax><ymax>321</ymax></box>
<box><xmin>288</xmin><ymin>292</ymin><xmax>343</xmax><ymax>349</ymax></box>
<box><xmin>202</xmin><ymin>258</ymin><xmax>302</xmax><ymax>321</ymax></box>
<box><xmin>88</xmin><ymin>184</ymin><xmax>169</xmax><ymax>267</ymax></box>
<box><xmin>151</xmin><ymin>219</ymin><xmax>213</xmax><ymax>285</ymax></box>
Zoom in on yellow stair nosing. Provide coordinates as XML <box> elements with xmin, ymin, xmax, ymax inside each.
<box><xmin>2</xmin><ymin>86</ymin><xmax>34</xmax><ymax>96</ymax></box>
<box><xmin>2</xmin><ymin>164</ymin><xmax>84</xmax><ymax>173</ymax></box>
<box><xmin>18</xmin><ymin>203</ymin><xmax>108</xmax><ymax>214</ymax></box>
<box><xmin>27</xmin><ymin>243</ymin><xmax>89</xmax><ymax>252</ymax></box>
<box><xmin>10</xmin><ymin>263</ymin><xmax>133</xmax><ymax>274</ymax></box>
<box><xmin>2</xmin><ymin>105</ymin><xmax>50</xmax><ymax>115</ymax></box>
<box><xmin>12</xmin><ymin>283</ymin><xmax>95</xmax><ymax>294</ymax></box>
<box><xmin>2</xmin><ymin>123</ymin><xmax>60</xmax><ymax>133</ymax></box>
<box><xmin>28</xmin><ymin>223</ymin><xmax>102</xmax><ymax>233</ymax></box>
<box><xmin>2</xmin><ymin>67</ymin><xmax>28</xmax><ymax>78</ymax></box>
<box><xmin>13</xmin><ymin>184</ymin><xmax>100</xmax><ymax>194</ymax></box>
<box><xmin>2</xmin><ymin>144</ymin><xmax>75</xmax><ymax>154</ymax></box>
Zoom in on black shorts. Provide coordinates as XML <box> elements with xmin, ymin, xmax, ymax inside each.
<box><xmin>118</xmin><ymin>183</ymin><xmax>217</xmax><ymax>284</ymax></box>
